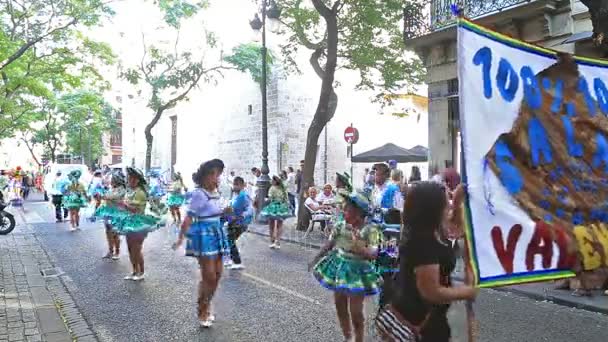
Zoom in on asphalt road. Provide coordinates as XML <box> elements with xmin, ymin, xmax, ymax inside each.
<box><xmin>19</xmin><ymin>198</ymin><xmax>608</xmax><ymax>342</ymax></box>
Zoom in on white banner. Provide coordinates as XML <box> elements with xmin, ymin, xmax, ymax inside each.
<box><xmin>458</xmin><ymin>20</ymin><xmax>608</xmax><ymax>287</ymax></box>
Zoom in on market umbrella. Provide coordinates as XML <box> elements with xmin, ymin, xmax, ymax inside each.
<box><xmin>351</xmin><ymin>143</ymin><xmax>427</xmax><ymax>163</ymax></box>
<box><xmin>408</xmin><ymin>145</ymin><xmax>429</xmax><ymax>157</ymax></box>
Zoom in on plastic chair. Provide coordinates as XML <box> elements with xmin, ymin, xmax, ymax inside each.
<box><xmin>304</xmin><ymin>202</ymin><xmax>332</xmax><ymax>239</ymax></box>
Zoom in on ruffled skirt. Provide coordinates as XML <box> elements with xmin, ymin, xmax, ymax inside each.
<box><xmin>260</xmin><ymin>201</ymin><xmax>290</xmax><ymax>220</ymax></box>
<box><xmin>166</xmin><ymin>193</ymin><xmax>185</xmax><ymax>207</ymax></box>
<box><xmin>185</xmin><ymin>218</ymin><xmax>230</xmax><ymax>258</ymax></box>
<box><xmin>313</xmin><ymin>249</ymin><xmax>381</xmax><ymax>296</ymax></box>
<box><xmin>95</xmin><ymin>204</ymin><xmax>129</xmax><ymax>224</ymax></box>
<box><xmin>62</xmin><ymin>194</ymin><xmax>87</xmax><ymax>209</ymax></box>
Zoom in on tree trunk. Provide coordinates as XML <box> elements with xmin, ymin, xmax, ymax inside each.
<box><xmin>297</xmin><ymin>91</ymin><xmax>338</xmax><ymax>230</ymax></box>
<box><xmin>296</xmin><ymin>1</ymin><xmax>340</xmax><ymax>230</ymax></box>
<box><xmin>581</xmin><ymin>0</ymin><xmax>608</xmax><ymax>55</ymax></box>
<box><xmin>144</xmin><ymin>109</ymin><xmax>164</xmax><ymax>172</ymax></box>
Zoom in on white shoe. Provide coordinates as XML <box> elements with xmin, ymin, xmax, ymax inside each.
<box><xmin>230</xmin><ymin>264</ymin><xmax>244</xmax><ymax>270</ymax></box>
<box><xmin>69</xmin><ymin>227</ymin><xmax>77</xmax><ymax>232</ymax></box>
<box><xmin>223</xmin><ymin>259</ymin><xmax>233</xmax><ymax>268</ymax></box>
<box><xmin>274</xmin><ymin>243</ymin><xmax>281</xmax><ymax>250</ymax></box>
<box><xmin>269</xmin><ymin>243</ymin><xmax>276</xmax><ymax>249</ymax></box>
<box><xmin>124</xmin><ymin>273</ymin><xmax>136</xmax><ymax>280</ymax></box>
<box><xmin>111</xmin><ymin>254</ymin><xmax>120</xmax><ymax>260</ymax></box>
<box><xmin>133</xmin><ymin>273</ymin><xmax>145</xmax><ymax>281</ymax></box>
<box><xmin>199</xmin><ymin>319</ymin><xmax>213</xmax><ymax>328</ymax></box>
<box><xmin>208</xmin><ymin>314</ymin><xmax>216</xmax><ymax>322</ymax></box>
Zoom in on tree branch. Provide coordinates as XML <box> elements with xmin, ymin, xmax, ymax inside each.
<box><xmin>0</xmin><ymin>18</ymin><xmax>78</xmax><ymax>71</ymax></box>
<box><xmin>285</xmin><ymin>0</ymin><xmax>327</xmax><ymax>50</ymax></box>
<box><xmin>20</xmin><ymin>133</ymin><xmax>41</xmax><ymax>166</ymax></box>
<box><xmin>311</xmin><ymin>0</ymin><xmax>332</xmax><ymax>19</ymax></box>
<box><xmin>140</xmin><ymin>32</ymin><xmax>152</xmax><ymax>82</ymax></box>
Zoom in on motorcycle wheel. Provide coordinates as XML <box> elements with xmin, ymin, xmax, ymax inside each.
<box><xmin>0</xmin><ymin>212</ymin><xmax>16</xmax><ymax>235</ymax></box>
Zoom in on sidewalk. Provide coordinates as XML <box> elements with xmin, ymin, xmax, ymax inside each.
<box><xmin>0</xmin><ymin>208</ymin><xmax>97</xmax><ymax>342</ymax></box>
<box><xmin>248</xmin><ymin>219</ymin><xmax>608</xmax><ymax>315</ymax></box>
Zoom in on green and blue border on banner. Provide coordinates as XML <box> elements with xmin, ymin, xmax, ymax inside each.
<box><xmin>455</xmin><ymin>18</ymin><xmax>605</xmax><ymax>288</ymax></box>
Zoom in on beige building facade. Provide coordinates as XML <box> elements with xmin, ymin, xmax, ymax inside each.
<box><xmin>406</xmin><ymin>0</ymin><xmax>600</xmax><ymax>175</ymax></box>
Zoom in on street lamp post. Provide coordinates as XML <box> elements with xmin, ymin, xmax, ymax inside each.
<box><xmin>86</xmin><ymin>112</ymin><xmax>93</xmax><ymax>169</ymax></box>
<box><xmin>250</xmin><ymin>0</ymin><xmax>280</xmax><ymax>221</ymax></box>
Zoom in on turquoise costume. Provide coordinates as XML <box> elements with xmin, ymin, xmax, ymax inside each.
<box><xmin>313</xmin><ymin>220</ymin><xmax>382</xmax><ymax>296</ymax></box>
<box><xmin>62</xmin><ymin>171</ymin><xmax>87</xmax><ymax>210</ymax></box>
<box><xmin>111</xmin><ymin>187</ymin><xmax>164</xmax><ymax>235</ymax></box>
<box><xmin>95</xmin><ymin>186</ymin><xmax>127</xmax><ymax>224</ymax></box>
<box><xmin>260</xmin><ymin>185</ymin><xmax>291</xmax><ymax>221</ymax></box>
<box><xmin>166</xmin><ymin>179</ymin><xmax>185</xmax><ymax>208</ymax></box>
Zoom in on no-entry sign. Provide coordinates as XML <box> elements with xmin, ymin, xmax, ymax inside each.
<box><xmin>344</xmin><ymin>126</ymin><xmax>359</xmax><ymax>144</ymax></box>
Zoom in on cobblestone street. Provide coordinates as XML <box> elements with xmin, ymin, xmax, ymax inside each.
<box><xmin>0</xmin><ymin>211</ymin><xmax>95</xmax><ymax>342</ymax></box>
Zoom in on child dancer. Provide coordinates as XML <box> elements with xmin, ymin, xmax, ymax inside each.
<box><xmin>224</xmin><ymin>176</ymin><xmax>253</xmax><ymax>269</ymax></box>
<box><xmin>95</xmin><ymin>172</ymin><xmax>127</xmax><ymax>260</ymax></box>
<box><xmin>173</xmin><ymin>159</ymin><xmax>231</xmax><ymax>328</ymax></box>
<box><xmin>62</xmin><ymin>170</ymin><xmax>88</xmax><ymax>231</ymax></box>
<box><xmin>309</xmin><ymin>191</ymin><xmax>382</xmax><ymax>342</ymax></box>
<box><xmin>167</xmin><ymin>172</ymin><xmax>186</xmax><ymax>224</ymax></box>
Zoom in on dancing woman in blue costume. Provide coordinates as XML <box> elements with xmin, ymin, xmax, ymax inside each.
<box><xmin>174</xmin><ymin>159</ymin><xmax>231</xmax><ymax>328</ymax></box>
<box><xmin>309</xmin><ymin>191</ymin><xmax>382</xmax><ymax>342</ymax></box>
<box><xmin>115</xmin><ymin>167</ymin><xmax>163</xmax><ymax>281</ymax></box>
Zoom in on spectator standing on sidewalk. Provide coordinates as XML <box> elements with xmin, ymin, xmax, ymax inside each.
<box><xmin>286</xmin><ymin>166</ymin><xmax>297</xmax><ymax>214</ymax></box>
<box><xmin>50</xmin><ymin>171</ymin><xmax>69</xmax><ymax>223</ymax></box>
<box><xmin>295</xmin><ymin>160</ymin><xmax>304</xmax><ymax>196</ymax></box>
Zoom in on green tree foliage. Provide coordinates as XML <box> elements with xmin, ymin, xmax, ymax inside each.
<box><xmin>277</xmin><ymin>0</ymin><xmax>424</xmax><ymax>228</ymax></box>
<box><xmin>224</xmin><ymin>43</ymin><xmax>274</xmax><ymax>89</ymax></box>
<box><xmin>0</xmin><ymin>0</ymin><xmax>115</xmax><ymax>140</ymax></box>
<box><xmin>153</xmin><ymin>0</ymin><xmax>208</xmax><ymax>28</ymax></box>
<box><xmin>21</xmin><ymin>91</ymin><xmax>117</xmax><ymax>165</ymax></box>
<box><xmin>123</xmin><ymin>2</ymin><xmax>227</xmax><ymax>171</ymax></box>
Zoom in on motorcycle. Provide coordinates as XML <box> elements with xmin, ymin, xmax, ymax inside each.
<box><xmin>0</xmin><ymin>191</ymin><xmax>16</xmax><ymax>235</ymax></box>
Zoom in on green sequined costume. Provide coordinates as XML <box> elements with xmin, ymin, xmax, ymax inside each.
<box><xmin>260</xmin><ymin>185</ymin><xmax>291</xmax><ymax>220</ymax></box>
<box><xmin>313</xmin><ymin>221</ymin><xmax>382</xmax><ymax>296</ymax></box>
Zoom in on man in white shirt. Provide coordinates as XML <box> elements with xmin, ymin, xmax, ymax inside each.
<box><xmin>371</xmin><ymin>163</ymin><xmax>403</xmax><ymax>214</ymax></box>
<box><xmin>286</xmin><ymin>166</ymin><xmax>297</xmax><ymax>214</ymax></box>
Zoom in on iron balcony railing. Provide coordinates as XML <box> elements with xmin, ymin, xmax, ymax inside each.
<box><xmin>404</xmin><ymin>0</ymin><xmax>537</xmax><ymax>40</ymax></box>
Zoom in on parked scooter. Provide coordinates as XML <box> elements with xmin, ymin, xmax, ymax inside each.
<box><xmin>0</xmin><ymin>191</ymin><xmax>16</xmax><ymax>235</ymax></box>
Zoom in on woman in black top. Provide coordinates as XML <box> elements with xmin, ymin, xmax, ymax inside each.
<box><xmin>390</xmin><ymin>181</ymin><xmax>477</xmax><ymax>342</ymax></box>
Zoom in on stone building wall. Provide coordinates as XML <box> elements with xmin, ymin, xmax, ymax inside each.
<box><xmin>416</xmin><ymin>2</ymin><xmax>595</xmax><ymax>175</ymax></box>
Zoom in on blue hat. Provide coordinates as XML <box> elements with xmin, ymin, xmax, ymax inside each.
<box><xmin>345</xmin><ymin>190</ymin><xmax>370</xmax><ymax>215</ymax></box>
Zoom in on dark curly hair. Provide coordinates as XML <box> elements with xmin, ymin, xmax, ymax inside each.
<box><xmin>193</xmin><ymin>159</ymin><xmax>225</xmax><ymax>187</ymax></box>
<box><xmin>403</xmin><ymin>181</ymin><xmax>447</xmax><ymax>241</ymax></box>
